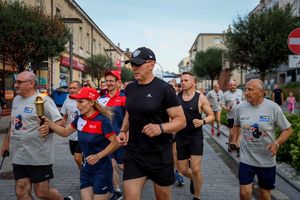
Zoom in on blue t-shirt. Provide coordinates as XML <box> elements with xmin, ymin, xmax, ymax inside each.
<box><xmin>71</xmin><ymin>111</ymin><xmax>115</xmax><ymax>172</ymax></box>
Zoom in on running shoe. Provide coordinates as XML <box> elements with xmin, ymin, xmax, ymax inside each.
<box><xmin>177</xmin><ymin>174</ymin><xmax>185</xmax><ymax>187</ymax></box>
<box><xmin>64</xmin><ymin>196</ymin><xmax>74</xmax><ymax>200</ymax></box>
<box><xmin>110</xmin><ymin>190</ymin><xmax>123</xmax><ymax>200</ymax></box>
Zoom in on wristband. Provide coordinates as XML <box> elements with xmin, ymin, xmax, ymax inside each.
<box><xmin>119</xmin><ymin>130</ymin><xmax>126</xmax><ymax>133</ymax></box>
<box><xmin>203</xmin><ymin>119</ymin><xmax>206</xmax><ymax>125</ymax></box>
<box><xmin>274</xmin><ymin>141</ymin><xmax>280</xmax><ymax>148</ymax></box>
<box><xmin>159</xmin><ymin>123</ymin><xmax>164</xmax><ymax>134</ymax></box>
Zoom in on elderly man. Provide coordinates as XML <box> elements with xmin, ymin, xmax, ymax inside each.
<box><xmin>0</xmin><ymin>71</ymin><xmax>72</xmax><ymax>200</ymax></box>
<box><xmin>231</xmin><ymin>79</ymin><xmax>293</xmax><ymax>200</ymax></box>
<box><xmin>117</xmin><ymin>47</ymin><xmax>186</xmax><ymax>200</ymax></box>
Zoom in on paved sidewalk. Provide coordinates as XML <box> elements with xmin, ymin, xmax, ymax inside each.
<box><xmin>205</xmin><ymin>124</ymin><xmax>300</xmax><ymax>200</ymax></box>
<box><xmin>0</xmin><ymin>128</ymin><xmax>243</xmax><ymax>200</ymax></box>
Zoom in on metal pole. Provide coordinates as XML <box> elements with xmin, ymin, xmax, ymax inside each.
<box><xmin>69</xmin><ymin>31</ymin><xmax>73</xmax><ymax>81</ymax></box>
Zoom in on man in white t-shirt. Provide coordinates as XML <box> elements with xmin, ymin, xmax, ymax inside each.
<box><xmin>231</xmin><ymin>79</ymin><xmax>292</xmax><ymax>200</ymax></box>
<box><xmin>222</xmin><ymin>80</ymin><xmax>243</xmax><ymax>153</ymax></box>
<box><xmin>61</xmin><ymin>80</ymin><xmax>82</xmax><ymax>169</ymax></box>
<box><xmin>206</xmin><ymin>83</ymin><xmax>224</xmax><ymax>136</ymax></box>
<box><xmin>0</xmin><ymin>71</ymin><xmax>73</xmax><ymax>200</ymax></box>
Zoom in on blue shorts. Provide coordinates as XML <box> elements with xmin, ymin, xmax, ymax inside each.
<box><xmin>109</xmin><ymin>147</ymin><xmax>125</xmax><ymax>164</ymax></box>
<box><xmin>239</xmin><ymin>162</ymin><xmax>276</xmax><ymax>190</ymax></box>
<box><xmin>80</xmin><ymin>168</ymin><xmax>113</xmax><ymax>194</ymax></box>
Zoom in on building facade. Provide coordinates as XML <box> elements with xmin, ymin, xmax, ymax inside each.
<box><xmin>0</xmin><ymin>0</ymin><xmax>124</xmax><ymax>101</ymax></box>
<box><xmin>185</xmin><ymin>33</ymin><xmax>244</xmax><ymax>91</ymax></box>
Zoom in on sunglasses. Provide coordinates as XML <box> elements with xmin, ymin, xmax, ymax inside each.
<box><xmin>82</xmin><ymin>84</ymin><xmax>90</xmax><ymax>87</ymax></box>
<box><xmin>15</xmin><ymin>80</ymin><xmax>31</xmax><ymax>84</ymax></box>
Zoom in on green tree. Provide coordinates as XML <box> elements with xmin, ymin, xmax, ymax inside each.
<box><xmin>121</xmin><ymin>67</ymin><xmax>134</xmax><ymax>83</ymax></box>
<box><xmin>0</xmin><ymin>1</ymin><xmax>69</xmax><ymax>72</ymax></box>
<box><xmin>193</xmin><ymin>47</ymin><xmax>225</xmax><ymax>89</ymax></box>
<box><xmin>85</xmin><ymin>54</ymin><xmax>110</xmax><ymax>89</ymax></box>
<box><xmin>224</xmin><ymin>5</ymin><xmax>299</xmax><ymax>81</ymax></box>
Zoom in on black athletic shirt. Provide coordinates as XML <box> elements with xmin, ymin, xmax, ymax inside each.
<box><xmin>176</xmin><ymin>91</ymin><xmax>203</xmax><ymax>139</ymax></box>
<box><xmin>125</xmin><ymin>77</ymin><xmax>180</xmax><ymax>152</ymax></box>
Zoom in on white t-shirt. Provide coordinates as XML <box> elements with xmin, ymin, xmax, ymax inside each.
<box><xmin>10</xmin><ymin>93</ymin><xmax>62</xmax><ymax>165</ymax></box>
<box><xmin>60</xmin><ymin>97</ymin><xmax>79</xmax><ymax>141</ymax></box>
<box><xmin>235</xmin><ymin>99</ymin><xmax>291</xmax><ymax>167</ymax></box>
<box><xmin>206</xmin><ymin>89</ymin><xmax>224</xmax><ymax>112</ymax></box>
<box><xmin>223</xmin><ymin>89</ymin><xmax>243</xmax><ymax>119</ymax></box>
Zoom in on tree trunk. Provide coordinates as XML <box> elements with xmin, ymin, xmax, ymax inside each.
<box><xmin>260</xmin><ymin>71</ymin><xmax>266</xmax><ymax>82</ymax></box>
<box><xmin>210</xmin><ymin>77</ymin><xmax>214</xmax><ymax>91</ymax></box>
<box><xmin>97</xmin><ymin>79</ymin><xmax>100</xmax><ymax>90</ymax></box>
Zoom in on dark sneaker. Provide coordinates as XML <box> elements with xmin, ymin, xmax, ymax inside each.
<box><xmin>177</xmin><ymin>174</ymin><xmax>185</xmax><ymax>187</ymax></box>
<box><xmin>190</xmin><ymin>180</ymin><xmax>194</xmax><ymax>194</ymax></box>
<box><xmin>110</xmin><ymin>190</ymin><xmax>123</xmax><ymax>200</ymax></box>
<box><xmin>236</xmin><ymin>147</ymin><xmax>240</xmax><ymax>157</ymax></box>
<box><xmin>64</xmin><ymin>196</ymin><xmax>74</xmax><ymax>200</ymax></box>
<box><xmin>217</xmin><ymin>132</ymin><xmax>220</xmax><ymax>137</ymax></box>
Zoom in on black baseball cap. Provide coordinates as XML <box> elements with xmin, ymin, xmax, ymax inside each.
<box><xmin>125</xmin><ymin>47</ymin><xmax>156</xmax><ymax>66</ymax></box>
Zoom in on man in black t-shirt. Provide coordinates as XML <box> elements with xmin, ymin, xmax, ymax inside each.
<box><xmin>272</xmin><ymin>84</ymin><xmax>283</xmax><ymax>105</ymax></box>
<box><xmin>117</xmin><ymin>47</ymin><xmax>186</xmax><ymax>200</ymax></box>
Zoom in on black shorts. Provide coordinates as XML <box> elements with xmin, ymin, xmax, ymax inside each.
<box><xmin>123</xmin><ymin>149</ymin><xmax>175</xmax><ymax>186</ymax></box>
<box><xmin>227</xmin><ymin>118</ymin><xmax>234</xmax><ymax>128</ymax></box>
<box><xmin>13</xmin><ymin>164</ymin><xmax>53</xmax><ymax>183</ymax></box>
<box><xmin>69</xmin><ymin>140</ymin><xmax>81</xmax><ymax>155</ymax></box>
<box><xmin>176</xmin><ymin>137</ymin><xmax>204</xmax><ymax>160</ymax></box>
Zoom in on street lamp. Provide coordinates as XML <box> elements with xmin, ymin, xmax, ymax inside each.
<box><xmin>60</xmin><ymin>18</ymin><xmax>82</xmax><ymax>81</ymax></box>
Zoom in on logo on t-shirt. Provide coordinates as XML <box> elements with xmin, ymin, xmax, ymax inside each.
<box><xmin>259</xmin><ymin>116</ymin><xmax>270</xmax><ymax>122</ymax></box>
<box><xmin>23</xmin><ymin>107</ymin><xmax>33</xmax><ymax>114</ymax></box>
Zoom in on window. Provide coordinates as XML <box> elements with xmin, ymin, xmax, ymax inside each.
<box><xmin>93</xmin><ymin>39</ymin><xmax>96</xmax><ymax>54</ymax></box>
<box><xmin>86</xmin><ymin>33</ymin><xmax>90</xmax><ymax>53</ymax></box>
<box><xmin>36</xmin><ymin>0</ymin><xmax>43</xmax><ymax>8</ymax></box>
<box><xmin>79</xmin><ymin>27</ymin><xmax>83</xmax><ymax>49</ymax></box>
<box><xmin>56</xmin><ymin>7</ymin><xmax>61</xmax><ymax>17</ymax></box>
<box><xmin>59</xmin><ymin>66</ymin><xmax>69</xmax><ymax>87</ymax></box>
<box><xmin>214</xmin><ymin>38</ymin><xmax>223</xmax><ymax>44</ymax></box>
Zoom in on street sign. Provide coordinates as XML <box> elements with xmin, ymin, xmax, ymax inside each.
<box><xmin>288</xmin><ymin>28</ymin><xmax>300</xmax><ymax>54</ymax></box>
<box><xmin>288</xmin><ymin>55</ymin><xmax>300</xmax><ymax>68</ymax></box>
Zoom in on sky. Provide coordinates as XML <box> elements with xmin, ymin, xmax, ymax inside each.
<box><xmin>75</xmin><ymin>0</ymin><xmax>259</xmax><ymax>73</ymax></box>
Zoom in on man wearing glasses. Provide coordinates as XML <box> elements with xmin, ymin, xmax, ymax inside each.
<box><xmin>98</xmin><ymin>70</ymin><xmax>126</xmax><ymax>200</ymax></box>
<box><xmin>0</xmin><ymin>71</ymin><xmax>73</xmax><ymax>200</ymax></box>
<box><xmin>117</xmin><ymin>47</ymin><xmax>186</xmax><ymax>200</ymax></box>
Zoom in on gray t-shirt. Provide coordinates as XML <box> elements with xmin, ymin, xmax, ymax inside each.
<box><xmin>206</xmin><ymin>89</ymin><xmax>224</xmax><ymax>112</ymax></box>
<box><xmin>60</xmin><ymin>97</ymin><xmax>79</xmax><ymax>141</ymax></box>
<box><xmin>234</xmin><ymin>99</ymin><xmax>291</xmax><ymax>167</ymax></box>
<box><xmin>223</xmin><ymin>89</ymin><xmax>243</xmax><ymax>119</ymax></box>
<box><xmin>10</xmin><ymin>93</ymin><xmax>62</xmax><ymax>165</ymax></box>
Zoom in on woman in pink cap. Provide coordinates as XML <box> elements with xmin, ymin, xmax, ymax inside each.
<box><xmin>41</xmin><ymin>87</ymin><xmax>119</xmax><ymax>200</ymax></box>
